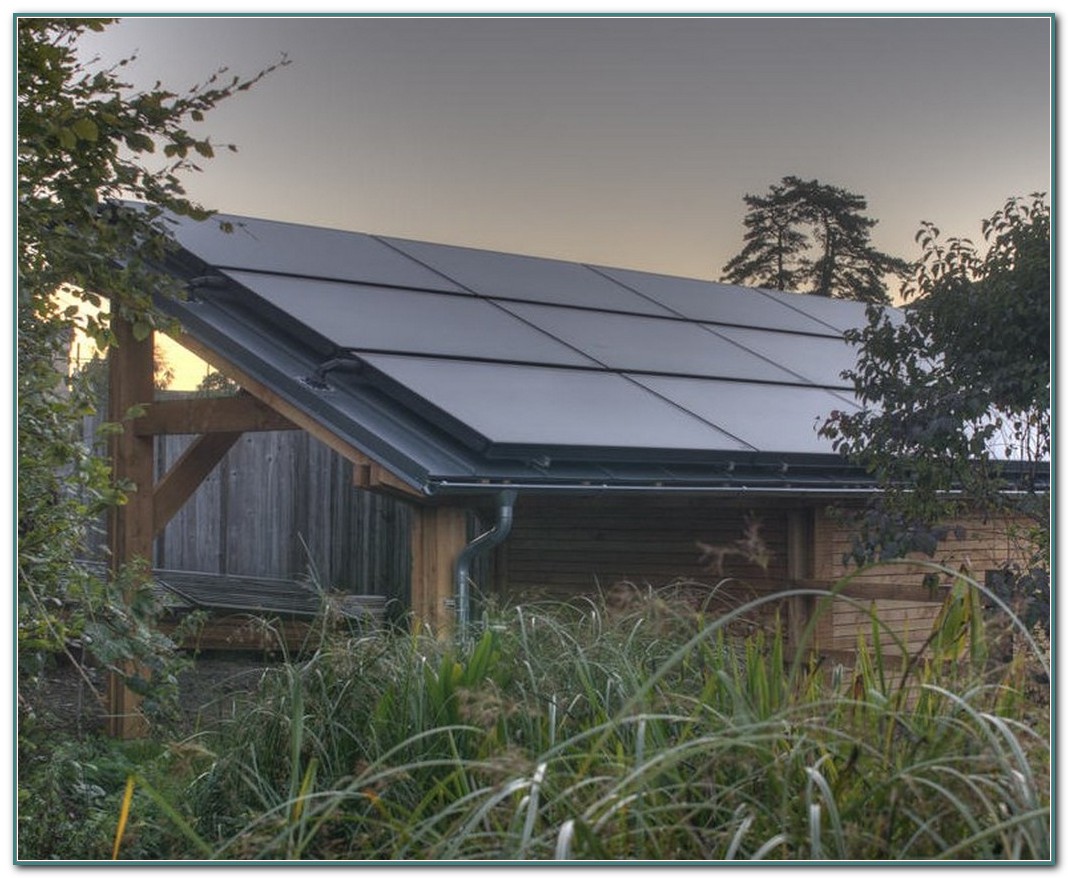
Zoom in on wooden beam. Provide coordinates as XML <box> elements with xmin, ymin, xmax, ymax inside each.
<box><xmin>410</xmin><ymin>505</ymin><xmax>468</xmax><ymax>636</ymax></box>
<box><xmin>135</xmin><ymin>391</ymin><xmax>296</xmax><ymax>435</ymax></box>
<box><xmin>169</xmin><ymin>330</ymin><xmax>429</xmax><ymax>502</ymax></box>
<box><xmin>786</xmin><ymin>509</ymin><xmax>815</xmax><ymax>651</ymax></box>
<box><xmin>153</xmin><ymin>431</ymin><xmax>243</xmax><ymax>537</ymax></box>
<box><xmin>367</xmin><ymin>463</ymin><xmax>424</xmax><ymax>500</ymax></box>
<box><xmin>106</xmin><ymin>318</ymin><xmax>156</xmax><ymax>739</ymax></box>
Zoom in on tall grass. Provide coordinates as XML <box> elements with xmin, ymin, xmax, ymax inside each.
<box><xmin>128</xmin><ymin>567</ymin><xmax>1049</xmax><ymax>861</ymax></box>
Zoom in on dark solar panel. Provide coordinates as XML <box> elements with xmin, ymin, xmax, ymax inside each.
<box><xmin>226</xmin><ymin>270</ymin><xmax>596</xmax><ymax>367</ymax></box>
<box><xmin>501</xmin><ymin>301</ymin><xmax>804</xmax><ymax>383</ymax></box>
<box><xmin>753</xmin><ymin>288</ymin><xmax>884</xmax><ymax>333</ymax></box>
<box><xmin>380</xmin><ymin>237</ymin><xmax>675</xmax><ymax>314</ymax></box>
<box><xmin>593</xmin><ymin>266</ymin><xmax>840</xmax><ymax>334</ymax></box>
<box><xmin>168</xmin><ymin>214</ymin><xmax>464</xmax><ymax>292</ymax></box>
<box><xmin>710</xmin><ymin>325</ymin><xmax>858</xmax><ymax>389</ymax></box>
<box><xmin>359</xmin><ymin>354</ymin><xmax>753</xmax><ymax>451</ymax></box>
<box><xmin>633</xmin><ymin>375</ymin><xmax>861</xmax><ymax>454</ymax></box>
<box><xmin>163</xmin><ymin>209</ymin><xmax>900</xmax><ymax>478</ymax></box>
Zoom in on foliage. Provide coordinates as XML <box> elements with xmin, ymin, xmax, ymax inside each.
<box><xmin>18</xmin><ymin>17</ymin><xmax>285</xmax><ymax>344</ymax></box>
<box><xmin>65</xmin><ymin>577</ymin><xmax>1050</xmax><ymax>862</ymax></box>
<box><xmin>820</xmin><ymin>195</ymin><xmax>1050</xmax><ymax>569</ymax></box>
<box><xmin>196</xmin><ymin>369</ymin><xmax>240</xmax><ymax>397</ymax></box>
<box><xmin>722</xmin><ymin>175</ymin><xmax>908</xmax><ymax>303</ymax></box>
<box><xmin>17</xmin><ymin>722</ymin><xmax>210</xmax><ymax>860</ymax></box>
<box><xmin>17</xmin><ymin>18</ymin><xmax>282</xmax><ymax>704</ymax></box>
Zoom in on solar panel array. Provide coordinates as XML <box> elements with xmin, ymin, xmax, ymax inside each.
<box><xmin>167</xmin><ymin>213</ymin><xmax>867</xmax><ymax>461</ymax></box>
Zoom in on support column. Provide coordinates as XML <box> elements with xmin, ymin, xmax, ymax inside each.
<box><xmin>106</xmin><ymin>318</ymin><xmax>156</xmax><ymax>738</ymax></box>
<box><xmin>410</xmin><ymin>505</ymin><xmax>468</xmax><ymax>636</ymax></box>
<box><xmin>786</xmin><ymin>508</ymin><xmax>816</xmax><ymax>653</ymax></box>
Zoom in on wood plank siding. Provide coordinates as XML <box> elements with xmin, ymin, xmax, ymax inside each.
<box><xmin>497</xmin><ymin>494</ymin><xmax>791</xmax><ymax>600</ymax></box>
<box><xmin>809</xmin><ymin>504</ymin><xmax>1032</xmax><ymax>661</ymax></box>
<box><xmin>84</xmin><ymin>401</ymin><xmax>1034</xmax><ymax>662</ymax></box>
<box><xmin>84</xmin><ymin>410</ymin><xmax>413</xmax><ymax>600</ymax></box>
<box><xmin>490</xmin><ymin>495</ymin><xmax>1035</xmax><ymax>664</ymax></box>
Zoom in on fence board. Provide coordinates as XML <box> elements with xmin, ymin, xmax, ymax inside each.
<box><xmin>82</xmin><ymin>400</ymin><xmax>411</xmax><ymax>598</ymax></box>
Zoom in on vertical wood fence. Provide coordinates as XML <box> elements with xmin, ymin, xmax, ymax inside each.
<box><xmin>82</xmin><ymin>401</ymin><xmax>413</xmax><ymax>602</ymax></box>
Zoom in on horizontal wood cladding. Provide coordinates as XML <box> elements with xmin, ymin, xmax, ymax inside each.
<box><xmin>808</xmin><ymin>503</ymin><xmax>1036</xmax><ymax>661</ymax></box>
<box><xmin>500</xmin><ymin>495</ymin><xmax>793</xmax><ymax>600</ymax></box>
<box><xmin>813</xmin><ymin>504</ymin><xmax>1034</xmax><ymax>588</ymax></box>
<box><xmin>813</xmin><ymin>599</ymin><xmax>944</xmax><ymax>657</ymax></box>
<box><xmin>496</xmin><ymin>496</ymin><xmax>1033</xmax><ymax>667</ymax></box>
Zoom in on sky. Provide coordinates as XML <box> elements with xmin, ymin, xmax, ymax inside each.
<box><xmin>67</xmin><ymin>13</ymin><xmax>1052</xmax><ymax>387</ymax></box>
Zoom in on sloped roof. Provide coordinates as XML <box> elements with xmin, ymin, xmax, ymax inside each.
<box><xmin>155</xmin><ymin>211</ymin><xmax>887</xmax><ymax>497</ymax></box>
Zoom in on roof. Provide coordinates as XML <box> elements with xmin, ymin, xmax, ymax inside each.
<box><xmin>153</xmin><ymin>211</ymin><xmax>891</xmax><ymax>498</ymax></box>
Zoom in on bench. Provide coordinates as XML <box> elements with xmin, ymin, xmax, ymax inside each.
<box><xmin>153</xmin><ymin>568</ymin><xmax>388</xmax><ymax>622</ymax></box>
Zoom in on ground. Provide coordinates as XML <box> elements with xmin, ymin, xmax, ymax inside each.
<box><xmin>20</xmin><ymin>651</ymin><xmax>277</xmax><ymax>738</ymax></box>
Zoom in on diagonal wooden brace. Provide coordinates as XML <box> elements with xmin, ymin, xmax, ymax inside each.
<box><xmin>152</xmin><ymin>431</ymin><xmax>243</xmax><ymax>538</ymax></box>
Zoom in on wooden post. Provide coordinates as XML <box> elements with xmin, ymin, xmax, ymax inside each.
<box><xmin>786</xmin><ymin>508</ymin><xmax>816</xmax><ymax>653</ymax></box>
<box><xmin>410</xmin><ymin>505</ymin><xmax>468</xmax><ymax>636</ymax></box>
<box><xmin>106</xmin><ymin>318</ymin><xmax>156</xmax><ymax>738</ymax></box>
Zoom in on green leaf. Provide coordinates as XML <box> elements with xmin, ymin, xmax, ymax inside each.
<box><xmin>130</xmin><ymin>321</ymin><xmax>152</xmax><ymax>341</ymax></box>
<box><xmin>124</xmin><ymin>132</ymin><xmax>155</xmax><ymax>153</ymax></box>
<box><xmin>71</xmin><ymin>117</ymin><xmax>98</xmax><ymax>142</ymax></box>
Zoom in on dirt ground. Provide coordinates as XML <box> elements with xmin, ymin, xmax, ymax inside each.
<box><xmin>20</xmin><ymin>652</ymin><xmax>280</xmax><ymax>738</ymax></box>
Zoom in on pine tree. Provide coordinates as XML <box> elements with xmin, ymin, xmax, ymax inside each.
<box><xmin>722</xmin><ymin>176</ymin><xmax>908</xmax><ymax>303</ymax></box>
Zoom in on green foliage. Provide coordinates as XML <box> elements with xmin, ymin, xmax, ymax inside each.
<box><xmin>196</xmin><ymin>369</ymin><xmax>239</xmax><ymax>397</ymax></box>
<box><xmin>18</xmin><ymin>17</ymin><xmax>286</xmax><ymax>342</ymax></box>
<box><xmin>17</xmin><ymin>724</ymin><xmax>219</xmax><ymax>861</ymax></box>
<box><xmin>722</xmin><ymin>176</ymin><xmax>908</xmax><ymax>303</ymax></box>
<box><xmin>17</xmin><ymin>18</ymin><xmax>282</xmax><ymax>702</ymax></box>
<box><xmin>820</xmin><ymin>195</ymin><xmax>1050</xmax><ymax>566</ymax></box>
<box><xmin>101</xmin><ymin>579</ymin><xmax>1050</xmax><ymax>862</ymax></box>
<box><xmin>17</xmin><ymin>25</ymin><xmax>281</xmax><ymax>858</ymax></box>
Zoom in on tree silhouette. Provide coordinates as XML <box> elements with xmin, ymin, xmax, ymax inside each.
<box><xmin>722</xmin><ymin>176</ymin><xmax>908</xmax><ymax>303</ymax></box>
<box><xmin>720</xmin><ymin>179</ymin><xmax>810</xmax><ymax>293</ymax></box>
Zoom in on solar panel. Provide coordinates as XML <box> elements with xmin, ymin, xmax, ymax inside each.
<box><xmin>501</xmin><ymin>301</ymin><xmax>805</xmax><ymax>383</ymax></box>
<box><xmin>752</xmin><ymin>288</ymin><xmax>886</xmax><ymax>333</ymax></box>
<box><xmin>225</xmin><ymin>270</ymin><xmax>596</xmax><ymax>367</ymax></box>
<box><xmin>633</xmin><ymin>375</ymin><xmax>861</xmax><ymax>455</ymax></box>
<box><xmin>168</xmin><ymin>214</ymin><xmax>464</xmax><ymax>292</ymax></box>
<box><xmin>358</xmin><ymin>354</ymin><xmax>753</xmax><ymax>452</ymax></box>
<box><xmin>157</xmin><ymin>208</ymin><xmax>914</xmax><ymax>486</ymax></box>
<box><xmin>709</xmin><ymin>325</ymin><xmax>858</xmax><ymax>389</ymax></box>
<box><xmin>380</xmin><ymin>237</ymin><xmax>675</xmax><ymax>315</ymax></box>
<box><xmin>593</xmin><ymin>266</ymin><xmax>840</xmax><ymax>334</ymax></box>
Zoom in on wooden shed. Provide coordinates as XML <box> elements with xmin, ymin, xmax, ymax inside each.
<box><xmin>103</xmin><ymin>209</ymin><xmax>1042</xmax><ymax>734</ymax></box>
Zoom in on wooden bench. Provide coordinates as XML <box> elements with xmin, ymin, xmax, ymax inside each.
<box><xmin>79</xmin><ymin>562</ymin><xmax>390</xmax><ymax>652</ymax></box>
<box><xmin>153</xmin><ymin>568</ymin><xmax>388</xmax><ymax>621</ymax></box>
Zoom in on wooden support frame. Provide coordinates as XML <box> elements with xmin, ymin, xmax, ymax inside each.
<box><xmin>103</xmin><ymin>329</ymin><xmax>319</xmax><ymax>737</ymax></box>
<box><xmin>106</xmin><ymin>319</ymin><xmax>156</xmax><ymax>738</ymax></box>
<box><xmin>170</xmin><ymin>330</ymin><xmax>424</xmax><ymax>498</ymax></box>
<box><xmin>152</xmin><ymin>432</ymin><xmax>242</xmax><ymax>537</ymax></box>
<box><xmin>410</xmin><ymin>505</ymin><xmax>468</xmax><ymax>636</ymax></box>
<box><xmin>786</xmin><ymin>508</ymin><xmax>815</xmax><ymax>652</ymax></box>
<box><xmin>135</xmin><ymin>391</ymin><xmax>296</xmax><ymax>435</ymax></box>
<box><xmin>353</xmin><ymin>461</ymin><xmax>425</xmax><ymax>501</ymax></box>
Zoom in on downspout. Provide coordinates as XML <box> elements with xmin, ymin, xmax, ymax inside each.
<box><xmin>454</xmin><ymin>489</ymin><xmax>518</xmax><ymax>631</ymax></box>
